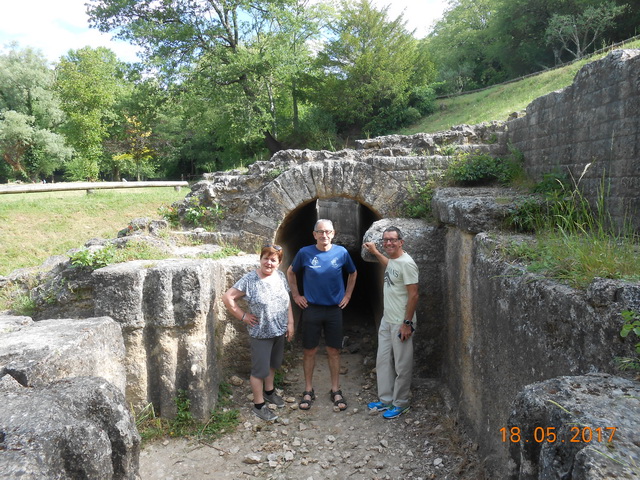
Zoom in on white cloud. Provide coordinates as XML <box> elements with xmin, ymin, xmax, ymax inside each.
<box><xmin>0</xmin><ymin>0</ymin><xmax>140</xmax><ymax>63</ymax></box>
<box><xmin>372</xmin><ymin>0</ymin><xmax>448</xmax><ymax>38</ymax></box>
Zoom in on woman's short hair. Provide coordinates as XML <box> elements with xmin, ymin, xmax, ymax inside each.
<box><xmin>261</xmin><ymin>244</ymin><xmax>283</xmax><ymax>262</ymax></box>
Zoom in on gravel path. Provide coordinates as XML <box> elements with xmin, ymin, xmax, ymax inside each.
<box><xmin>139</xmin><ymin>333</ymin><xmax>487</xmax><ymax>480</ymax></box>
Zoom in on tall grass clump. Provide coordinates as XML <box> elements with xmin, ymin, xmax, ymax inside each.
<box><xmin>504</xmin><ymin>164</ymin><xmax>640</xmax><ymax>289</ymax></box>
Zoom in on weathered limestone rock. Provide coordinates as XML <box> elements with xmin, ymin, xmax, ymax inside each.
<box><xmin>179</xmin><ymin>149</ymin><xmax>452</xmax><ymax>249</ymax></box>
<box><xmin>0</xmin><ymin>376</ymin><xmax>140</xmax><ymax>480</ymax></box>
<box><xmin>586</xmin><ymin>277</ymin><xmax>640</xmax><ymax>310</ymax></box>
<box><xmin>507</xmin><ymin>373</ymin><xmax>640</xmax><ymax>480</ymax></box>
<box><xmin>0</xmin><ymin>315</ymin><xmax>126</xmax><ymax>393</ymax></box>
<box><xmin>354</xmin><ymin>122</ymin><xmax>508</xmax><ymax>155</ymax></box>
<box><xmin>432</xmin><ymin>187</ymin><xmax>537</xmax><ymax>233</ymax></box>
<box><xmin>442</xmin><ymin>231</ymin><xmax>640</xmax><ymax>476</ymax></box>
<box><xmin>361</xmin><ymin>217</ymin><xmax>439</xmax><ymax>264</ymax></box>
<box><xmin>92</xmin><ymin>259</ymin><xmax>220</xmax><ymax>419</ymax></box>
<box><xmin>28</xmin><ymin>260</ymin><xmax>96</xmax><ymax>320</ymax></box>
<box><xmin>117</xmin><ymin>217</ymin><xmax>169</xmax><ymax>237</ymax></box>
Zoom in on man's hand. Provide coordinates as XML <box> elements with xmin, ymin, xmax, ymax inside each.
<box><xmin>363</xmin><ymin>242</ymin><xmax>377</xmax><ymax>253</ymax></box>
<box><xmin>338</xmin><ymin>294</ymin><xmax>351</xmax><ymax>309</ymax></box>
<box><xmin>398</xmin><ymin>323</ymin><xmax>413</xmax><ymax>342</ymax></box>
<box><xmin>293</xmin><ymin>293</ymin><xmax>308</xmax><ymax>309</ymax></box>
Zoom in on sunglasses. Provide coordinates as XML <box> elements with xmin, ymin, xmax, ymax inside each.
<box><xmin>263</xmin><ymin>244</ymin><xmax>282</xmax><ymax>251</ymax></box>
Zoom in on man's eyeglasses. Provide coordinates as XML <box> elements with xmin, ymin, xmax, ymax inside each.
<box><xmin>314</xmin><ymin>230</ymin><xmax>334</xmax><ymax>235</ymax></box>
<box><xmin>263</xmin><ymin>244</ymin><xmax>282</xmax><ymax>250</ymax></box>
<box><xmin>382</xmin><ymin>238</ymin><xmax>400</xmax><ymax>243</ymax></box>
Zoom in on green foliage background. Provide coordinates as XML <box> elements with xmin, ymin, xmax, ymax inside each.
<box><xmin>3</xmin><ymin>0</ymin><xmax>637</xmax><ymax>182</ymax></box>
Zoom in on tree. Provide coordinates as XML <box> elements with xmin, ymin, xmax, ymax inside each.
<box><xmin>424</xmin><ymin>0</ymin><xmax>637</xmax><ymax>92</ymax></box>
<box><xmin>55</xmin><ymin>46</ymin><xmax>128</xmax><ymax>180</ymax></box>
<box><xmin>426</xmin><ymin>0</ymin><xmax>503</xmax><ymax>93</ymax></box>
<box><xmin>314</xmin><ymin>0</ymin><xmax>435</xmax><ymax>136</ymax></box>
<box><xmin>0</xmin><ymin>45</ymin><xmax>71</xmax><ymax>181</ymax></box>
<box><xmin>87</xmin><ymin>0</ymin><xmax>326</xmax><ymax>159</ymax></box>
<box><xmin>545</xmin><ymin>2</ymin><xmax>628</xmax><ymax>61</ymax></box>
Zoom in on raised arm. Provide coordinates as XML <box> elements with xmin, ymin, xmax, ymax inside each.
<box><xmin>363</xmin><ymin>242</ymin><xmax>389</xmax><ymax>267</ymax></box>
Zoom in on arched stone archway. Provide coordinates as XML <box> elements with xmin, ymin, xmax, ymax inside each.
<box><xmin>186</xmin><ymin>148</ymin><xmax>443</xmax><ymax>251</ymax></box>
<box><xmin>240</xmin><ymin>159</ymin><xmax>410</xmax><ymax>241</ymax></box>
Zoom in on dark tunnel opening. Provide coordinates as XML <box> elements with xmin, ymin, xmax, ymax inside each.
<box><xmin>275</xmin><ymin>198</ymin><xmax>383</xmax><ymax>337</ymax></box>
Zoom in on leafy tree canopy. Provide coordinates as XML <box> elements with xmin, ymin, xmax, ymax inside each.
<box><xmin>428</xmin><ymin>0</ymin><xmax>635</xmax><ymax>93</ymax></box>
<box><xmin>315</xmin><ymin>0</ymin><xmax>436</xmax><ymax>136</ymax></box>
<box><xmin>87</xmin><ymin>0</ymin><xmax>329</xmax><ymax>159</ymax></box>
<box><xmin>55</xmin><ymin>46</ymin><xmax>130</xmax><ymax>180</ymax></box>
<box><xmin>545</xmin><ymin>1</ymin><xmax>628</xmax><ymax>61</ymax></box>
<box><xmin>0</xmin><ymin>45</ymin><xmax>71</xmax><ymax>180</ymax></box>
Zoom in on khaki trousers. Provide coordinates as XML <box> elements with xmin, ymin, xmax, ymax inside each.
<box><xmin>375</xmin><ymin>319</ymin><xmax>414</xmax><ymax>408</ymax></box>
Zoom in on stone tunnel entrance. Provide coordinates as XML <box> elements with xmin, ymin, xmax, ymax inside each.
<box><xmin>275</xmin><ymin>197</ymin><xmax>382</xmax><ymax>335</ymax></box>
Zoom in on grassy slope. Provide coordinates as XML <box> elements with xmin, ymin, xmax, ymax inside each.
<box><xmin>0</xmin><ymin>188</ymin><xmax>186</xmax><ymax>276</ymax></box>
<box><xmin>398</xmin><ymin>40</ymin><xmax>640</xmax><ymax>134</ymax></box>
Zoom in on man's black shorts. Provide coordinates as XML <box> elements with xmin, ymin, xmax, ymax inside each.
<box><xmin>300</xmin><ymin>304</ymin><xmax>342</xmax><ymax>349</ymax></box>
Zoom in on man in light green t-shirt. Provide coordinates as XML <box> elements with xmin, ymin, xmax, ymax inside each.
<box><xmin>363</xmin><ymin>226</ymin><xmax>419</xmax><ymax>419</ymax></box>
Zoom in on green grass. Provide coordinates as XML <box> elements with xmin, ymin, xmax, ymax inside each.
<box><xmin>501</xmin><ymin>176</ymin><xmax>640</xmax><ymax>289</ymax></box>
<box><xmin>135</xmin><ymin>384</ymin><xmax>240</xmax><ymax>446</ymax></box>
<box><xmin>506</xmin><ymin>232</ymin><xmax>640</xmax><ymax>290</ymax></box>
<box><xmin>400</xmin><ymin>40</ymin><xmax>640</xmax><ymax>134</ymax></box>
<box><xmin>0</xmin><ymin>187</ymin><xmax>186</xmax><ymax>276</ymax></box>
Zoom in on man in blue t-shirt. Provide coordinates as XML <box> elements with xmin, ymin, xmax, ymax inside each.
<box><xmin>287</xmin><ymin>219</ymin><xmax>357</xmax><ymax>412</ymax></box>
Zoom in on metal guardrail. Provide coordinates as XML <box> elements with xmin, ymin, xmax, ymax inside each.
<box><xmin>0</xmin><ymin>181</ymin><xmax>189</xmax><ymax>195</ymax></box>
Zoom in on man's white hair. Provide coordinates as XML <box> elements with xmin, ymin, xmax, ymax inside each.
<box><xmin>314</xmin><ymin>219</ymin><xmax>334</xmax><ymax>230</ymax></box>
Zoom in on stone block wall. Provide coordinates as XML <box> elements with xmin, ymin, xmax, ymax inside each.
<box><xmin>89</xmin><ymin>255</ymin><xmax>257</xmax><ymax>420</ymax></box>
<box><xmin>92</xmin><ymin>259</ymin><xmax>221</xmax><ymax>419</ymax></box>
<box><xmin>440</xmin><ymin>228</ymin><xmax>640</xmax><ymax>474</ymax></box>
<box><xmin>507</xmin><ymin>49</ymin><xmax>640</xmax><ymax>233</ymax></box>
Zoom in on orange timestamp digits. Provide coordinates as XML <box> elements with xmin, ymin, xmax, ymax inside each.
<box><xmin>500</xmin><ymin>426</ymin><xmax>616</xmax><ymax>443</ymax></box>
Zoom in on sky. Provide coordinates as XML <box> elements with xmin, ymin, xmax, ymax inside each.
<box><xmin>0</xmin><ymin>0</ymin><xmax>448</xmax><ymax>64</ymax></box>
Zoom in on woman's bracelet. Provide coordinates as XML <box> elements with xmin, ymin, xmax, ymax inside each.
<box><xmin>241</xmin><ymin>312</ymin><xmax>246</xmax><ymax>322</ymax></box>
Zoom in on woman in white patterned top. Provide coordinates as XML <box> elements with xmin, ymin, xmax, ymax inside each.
<box><xmin>222</xmin><ymin>244</ymin><xmax>294</xmax><ymax>421</ymax></box>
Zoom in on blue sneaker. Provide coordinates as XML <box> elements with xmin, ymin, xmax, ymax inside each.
<box><xmin>382</xmin><ymin>405</ymin><xmax>410</xmax><ymax>419</ymax></box>
<box><xmin>367</xmin><ymin>401</ymin><xmax>391</xmax><ymax>411</ymax></box>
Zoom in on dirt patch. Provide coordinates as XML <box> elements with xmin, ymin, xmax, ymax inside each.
<box><xmin>139</xmin><ymin>335</ymin><xmax>487</xmax><ymax>479</ymax></box>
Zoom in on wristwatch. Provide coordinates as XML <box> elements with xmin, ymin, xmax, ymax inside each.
<box><xmin>403</xmin><ymin>319</ymin><xmax>413</xmax><ymax>326</ymax></box>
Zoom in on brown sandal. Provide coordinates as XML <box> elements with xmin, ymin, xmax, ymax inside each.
<box><xmin>299</xmin><ymin>389</ymin><xmax>315</xmax><ymax>410</ymax></box>
<box><xmin>330</xmin><ymin>389</ymin><xmax>347</xmax><ymax>411</ymax></box>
